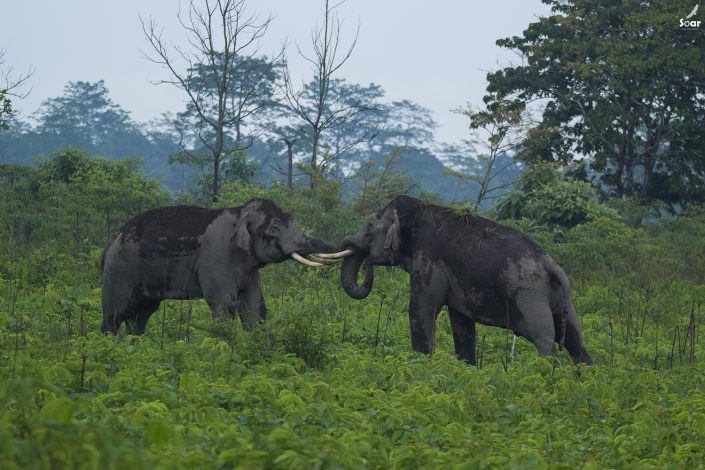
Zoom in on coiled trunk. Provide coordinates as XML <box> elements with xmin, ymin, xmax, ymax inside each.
<box><xmin>340</xmin><ymin>251</ymin><xmax>374</xmax><ymax>299</ymax></box>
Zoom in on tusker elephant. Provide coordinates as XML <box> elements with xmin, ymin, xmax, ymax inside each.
<box><xmin>328</xmin><ymin>195</ymin><xmax>592</xmax><ymax>365</ymax></box>
<box><xmin>101</xmin><ymin>198</ymin><xmax>338</xmax><ymax>335</ymax></box>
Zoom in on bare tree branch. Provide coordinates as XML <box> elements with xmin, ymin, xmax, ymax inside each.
<box><xmin>0</xmin><ymin>50</ymin><xmax>34</xmax><ymax>128</ymax></box>
<box><xmin>0</xmin><ymin>50</ymin><xmax>34</xmax><ymax>99</ymax></box>
<box><xmin>451</xmin><ymin>98</ymin><xmax>528</xmax><ymax>208</ymax></box>
<box><xmin>141</xmin><ymin>0</ymin><xmax>278</xmax><ymax>201</ymax></box>
<box><xmin>280</xmin><ymin>0</ymin><xmax>364</xmax><ymax>189</ymax></box>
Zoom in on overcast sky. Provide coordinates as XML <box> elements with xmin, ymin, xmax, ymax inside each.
<box><xmin>1</xmin><ymin>0</ymin><xmax>551</xmax><ymax>146</ymax></box>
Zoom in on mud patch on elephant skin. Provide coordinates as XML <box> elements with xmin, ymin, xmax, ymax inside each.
<box><xmin>518</xmin><ymin>256</ymin><xmax>550</xmax><ymax>291</ymax></box>
<box><xmin>501</xmin><ymin>256</ymin><xmax>548</xmax><ymax>295</ymax></box>
<box><xmin>500</xmin><ymin>260</ymin><xmax>520</xmax><ymax>296</ymax></box>
<box><xmin>118</xmin><ymin>206</ymin><xmax>229</xmax><ymax>259</ymax></box>
<box><xmin>411</xmin><ymin>251</ymin><xmax>435</xmax><ymax>287</ymax></box>
<box><xmin>122</xmin><ymin>205</ymin><xmax>223</xmax><ymax>241</ymax></box>
<box><xmin>138</xmin><ymin>236</ymin><xmax>201</xmax><ymax>259</ymax></box>
<box><xmin>445</xmin><ymin>271</ymin><xmax>484</xmax><ymax>312</ymax></box>
<box><xmin>461</xmin><ymin>287</ymin><xmax>484</xmax><ymax>312</ymax></box>
<box><xmin>244</xmin><ymin>199</ymin><xmax>293</xmax><ymax>237</ymax></box>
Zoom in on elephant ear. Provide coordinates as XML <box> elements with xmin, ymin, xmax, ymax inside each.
<box><xmin>233</xmin><ymin>212</ymin><xmax>251</xmax><ymax>251</ymax></box>
<box><xmin>384</xmin><ymin>209</ymin><xmax>401</xmax><ymax>251</ymax></box>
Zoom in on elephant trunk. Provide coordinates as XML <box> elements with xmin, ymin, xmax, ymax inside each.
<box><xmin>297</xmin><ymin>237</ymin><xmax>337</xmax><ymax>255</ymax></box>
<box><xmin>340</xmin><ymin>251</ymin><xmax>374</xmax><ymax>300</ymax></box>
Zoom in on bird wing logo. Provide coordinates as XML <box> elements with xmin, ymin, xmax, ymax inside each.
<box><xmin>680</xmin><ymin>4</ymin><xmax>701</xmax><ymax>28</ymax></box>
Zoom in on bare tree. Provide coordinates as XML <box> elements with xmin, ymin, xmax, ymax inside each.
<box><xmin>0</xmin><ymin>49</ymin><xmax>33</xmax><ymax>129</ymax></box>
<box><xmin>282</xmin><ymin>0</ymin><xmax>368</xmax><ymax>189</ymax></box>
<box><xmin>141</xmin><ymin>0</ymin><xmax>278</xmax><ymax>202</ymax></box>
<box><xmin>447</xmin><ymin>97</ymin><xmax>528</xmax><ymax>208</ymax></box>
<box><xmin>283</xmin><ymin>138</ymin><xmax>296</xmax><ymax>189</ymax></box>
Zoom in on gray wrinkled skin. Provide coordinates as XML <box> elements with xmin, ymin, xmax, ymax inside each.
<box><xmin>340</xmin><ymin>195</ymin><xmax>592</xmax><ymax>365</ymax></box>
<box><xmin>101</xmin><ymin>199</ymin><xmax>333</xmax><ymax>335</ymax></box>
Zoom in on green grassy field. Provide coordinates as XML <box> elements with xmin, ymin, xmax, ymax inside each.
<box><xmin>2</xmin><ymin>254</ymin><xmax>705</xmax><ymax>469</ymax></box>
<box><xmin>2</xmin><ymin>161</ymin><xmax>705</xmax><ymax>468</ymax></box>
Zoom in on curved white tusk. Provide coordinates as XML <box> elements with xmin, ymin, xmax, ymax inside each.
<box><xmin>308</xmin><ymin>255</ymin><xmax>342</xmax><ymax>265</ymax></box>
<box><xmin>291</xmin><ymin>252</ymin><xmax>325</xmax><ymax>267</ymax></box>
<box><xmin>313</xmin><ymin>249</ymin><xmax>355</xmax><ymax>259</ymax></box>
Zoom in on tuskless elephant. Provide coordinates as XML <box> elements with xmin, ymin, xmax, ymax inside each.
<box><xmin>101</xmin><ymin>198</ymin><xmax>338</xmax><ymax>334</ymax></box>
<box><xmin>327</xmin><ymin>195</ymin><xmax>592</xmax><ymax>365</ymax></box>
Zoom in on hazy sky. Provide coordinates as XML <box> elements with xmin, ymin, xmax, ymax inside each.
<box><xmin>1</xmin><ymin>0</ymin><xmax>551</xmax><ymax>145</ymax></box>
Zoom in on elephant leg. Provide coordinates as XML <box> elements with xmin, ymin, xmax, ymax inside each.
<box><xmin>200</xmin><ymin>274</ymin><xmax>240</xmax><ymax>320</ymax></box>
<box><xmin>205</xmin><ymin>296</ymin><xmax>239</xmax><ymax>320</ymax></box>
<box><xmin>238</xmin><ymin>273</ymin><xmax>266</xmax><ymax>331</ymax></box>
<box><xmin>448</xmin><ymin>307</ymin><xmax>477</xmax><ymax>365</ymax></box>
<box><xmin>408</xmin><ymin>274</ymin><xmax>446</xmax><ymax>356</ymax></box>
<box><xmin>514</xmin><ymin>291</ymin><xmax>556</xmax><ymax>357</ymax></box>
<box><xmin>101</xmin><ymin>279</ymin><xmax>137</xmax><ymax>334</ymax></box>
<box><xmin>101</xmin><ymin>307</ymin><xmax>122</xmax><ymax>335</ymax></box>
<box><xmin>125</xmin><ymin>300</ymin><xmax>161</xmax><ymax>335</ymax></box>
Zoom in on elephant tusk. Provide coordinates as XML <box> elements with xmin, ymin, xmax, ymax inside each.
<box><xmin>307</xmin><ymin>254</ymin><xmax>342</xmax><ymax>265</ymax></box>
<box><xmin>291</xmin><ymin>252</ymin><xmax>326</xmax><ymax>267</ymax></box>
<box><xmin>313</xmin><ymin>249</ymin><xmax>355</xmax><ymax>259</ymax></box>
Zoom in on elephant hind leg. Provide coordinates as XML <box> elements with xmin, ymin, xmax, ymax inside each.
<box><xmin>514</xmin><ymin>293</ymin><xmax>556</xmax><ymax>357</ymax></box>
<box><xmin>101</xmin><ymin>283</ymin><xmax>135</xmax><ymax>334</ymax></box>
<box><xmin>125</xmin><ymin>300</ymin><xmax>161</xmax><ymax>335</ymax></box>
<box><xmin>101</xmin><ymin>311</ymin><xmax>121</xmax><ymax>334</ymax></box>
<box><xmin>448</xmin><ymin>307</ymin><xmax>477</xmax><ymax>365</ymax></box>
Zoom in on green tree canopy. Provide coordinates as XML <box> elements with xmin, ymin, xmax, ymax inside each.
<box><xmin>0</xmin><ymin>91</ymin><xmax>11</xmax><ymax>130</ymax></box>
<box><xmin>1</xmin><ymin>81</ymin><xmax>185</xmax><ymax>190</ymax></box>
<box><xmin>0</xmin><ymin>147</ymin><xmax>170</xmax><ymax>250</ymax></box>
<box><xmin>35</xmin><ymin>81</ymin><xmax>145</xmax><ymax>156</ymax></box>
<box><xmin>486</xmin><ymin>0</ymin><xmax>705</xmax><ymax>209</ymax></box>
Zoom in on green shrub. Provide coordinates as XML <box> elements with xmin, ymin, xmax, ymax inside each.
<box><xmin>2</xmin><ymin>153</ymin><xmax>705</xmax><ymax>468</ymax></box>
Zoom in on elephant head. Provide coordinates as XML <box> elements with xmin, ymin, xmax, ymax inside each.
<box><xmin>235</xmin><ymin>199</ymin><xmax>339</xmax><ymax>267</ymax></box>
<box><xmin>325</xmin><ymin>197</ymin><xmax>416</xmax><ymax>299</ymax></box>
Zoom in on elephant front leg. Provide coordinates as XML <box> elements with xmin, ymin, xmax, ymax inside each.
<box><xmin>204</xmin><ymin>294</ymin><xmax>239</xmax><ymax>320</ymax></box>
<box><xmin>199</xmin><ymin>271</ymin><xmax>241</xmax><ymax>320</ymax></box>
<box><xmin>201</xmin><ymin>283</ymin><xmax>239</xmax><ymax>320</ymax></box>
<box><xmin>448</xmin><ymin>307</ymin><xmax>477</xmax><ymax>365</ymax></box>
<box><xmin>408</xmin><ymin>276</ymin><xmax>446</xmax><ymax>356</ymax></box>
<box><xmin>238</xmin><ymin>272</ymin><xmax>266</xmax><ymax>331</ymax></box>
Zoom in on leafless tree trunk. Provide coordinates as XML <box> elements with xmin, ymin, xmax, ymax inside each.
<box><xmin>448</xmin><ymin>99</ymin><xmax>527</xmax><ymax>208</ymax></box>
<box><xmin>284</xmin><ymin>138</ymin><xmax>296</xmax><ymax>189</ymax></box>
<box><xmin>281</xmin><ymin>0</ymin><xmax>361</xmax><ymax>190</ymax></box>
<box><xmin>141</xmin><ymin>0</ymin><xmax>277</xmax><ymax>202</ymax></box>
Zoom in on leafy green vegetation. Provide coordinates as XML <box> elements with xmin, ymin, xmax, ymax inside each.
<box><xmin>2</xmin><ymin>0</ymin><xmax>704</xmax><ymax>466</ymax></box>
<box><xmin>486</xmin><ymin>0</ymin><xmax>705</xmax><ymax>208</ymax></box>
<box><xmin>1</xmin><ymin>152</ymin><xmax>704</xmax><ymax>468</ymax></box>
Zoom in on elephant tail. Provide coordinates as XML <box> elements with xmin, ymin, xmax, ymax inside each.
<box><xmin>100</xmin><ymin>238</ymin><xmax>114</xmax><ymax>273</ymax></box>
<box><xmin>546</xmin><ymin>260</ymin><xmax>593</xmax><ymax>364</ymax></box>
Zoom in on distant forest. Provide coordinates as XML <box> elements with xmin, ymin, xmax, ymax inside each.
<box><xmin>0</xmin><ymin>80</ymin><xmax>515</xmax><ymax>204</ymax></box>
<box><xmin>1</xmin><ymin>0</ymin><xmax>703</xmax><ymax>213</ymax></box>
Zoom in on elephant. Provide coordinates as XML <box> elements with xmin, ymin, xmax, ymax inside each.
<box><xmin>101</xmin><ymin>198</ymin><xmax>338</xmax><ymax>335</ymax></box>
<box><xmin>329</xmin><ymin>195</ymin><xmax>592</xmax><ymax>365</ymax></box>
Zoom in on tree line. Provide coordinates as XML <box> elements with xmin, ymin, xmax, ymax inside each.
<box><xmin>1</xmin><ymin>0</ymin><xmax>703</xmax><ymax>216</ymax></box>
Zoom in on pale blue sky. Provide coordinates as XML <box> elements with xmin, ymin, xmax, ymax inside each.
<box><xmin>1</xmin><ymin>0</ymin><xmax>551</xmax><ymax>145</ymax></box>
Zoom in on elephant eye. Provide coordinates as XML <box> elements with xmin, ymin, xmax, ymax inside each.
<box><xmin>268</xmin><ymin>224</ymin><xmax>281</xmax><ymax>236</ymax></box>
